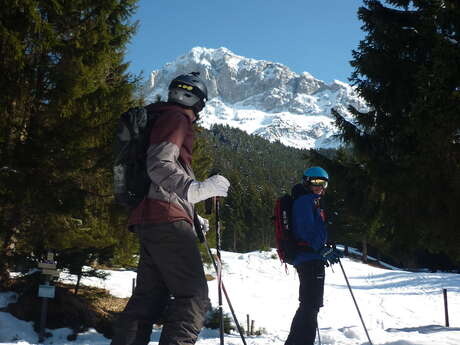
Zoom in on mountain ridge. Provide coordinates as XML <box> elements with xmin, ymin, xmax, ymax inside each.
<box><xmin>145</xmin><ymin>47</ymin><xmax>367</xmax><ymax>149</ymax></box>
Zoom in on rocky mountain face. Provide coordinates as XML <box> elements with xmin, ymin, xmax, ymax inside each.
<box><xmin>145</xmin><ymin>47</ymin><xmax>368</xmax><ymax>149</ymax></box>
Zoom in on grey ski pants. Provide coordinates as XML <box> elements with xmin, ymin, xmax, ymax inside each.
<box><xmin>110</xmin><ymin>221</ymin><xmax>210</xmax><ymax>345</ymax></box>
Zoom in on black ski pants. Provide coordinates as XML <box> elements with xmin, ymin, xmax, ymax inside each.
<box><xmin>111</xmin><ymin>221</ymin><xmax>210</xmax><ymax>345</ymax></box>
<box><xmin>285</xmin><ymin>260</ymin><xmax>325</xmax><ymax>345</ymax></box>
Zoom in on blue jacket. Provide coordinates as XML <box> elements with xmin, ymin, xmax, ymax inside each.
<box><xmin>291</xmin><ymin>188</ymin><xmax>327</xmax><ymax>266</ymax></box>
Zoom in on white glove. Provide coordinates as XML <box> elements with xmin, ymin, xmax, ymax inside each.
<box><xmin>196</xmin><ymin>214</ymin><xmax>210</xmax><ymax>235</ymax></box>
<box><xmin>187</xmin><ymin>175</ymin><xmax>230</xmax><ymax>204</ymax></box>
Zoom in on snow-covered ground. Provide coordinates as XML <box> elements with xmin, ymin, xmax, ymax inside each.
<box><xmin>1</xmin><ymin>249</ymin><xmax>460</xmax><ymax>345</ymax></box>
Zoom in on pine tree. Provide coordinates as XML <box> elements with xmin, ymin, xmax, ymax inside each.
<box><xmin>192</xmin><ymin>126</ymin><xmax>215</xmax><ymax>259</ymax></box>
<box><xmin>201</xmin><ymin>125</ymin><xmax>309</xmax><ymax>252</ymax></box>
<box><xmin>310</xmin><ymin>149</ymin><xmax>387</xmax><ymax>262</ymax></box>
<box><xmin>221</xmin><ymin>171</ymin><xmax>246</xmax><ymax>251</ymax></box>
<box><xmin>0</xmin><ymin>0</ymin><xmax>140</xmax><ymax>281</ymax></box>
<box><xmin>332</xmin><ymin>0</ymin><xmax>460</xmax><ymax>264</ymax></box>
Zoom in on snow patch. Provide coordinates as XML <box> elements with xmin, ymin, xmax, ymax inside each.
<box><xmin>3</xmin><ymin>249</ymin><xmax>460</xmax><ymax>344</ymax></box>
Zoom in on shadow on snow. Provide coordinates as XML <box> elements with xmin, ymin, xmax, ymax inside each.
<box><xmin>328</xmin><ymin>268</ymin><xmax>460</xmax><ymax>295</ymax></box>
<box><xmin>386</xmin><ymin>324</ymin><xmax>460</xmax><ymax>334</ymax></box>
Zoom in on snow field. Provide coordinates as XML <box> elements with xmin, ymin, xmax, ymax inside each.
<box><xmin>1</xmin><ymin>249</ymin><xmax>460</xmax><ymax>345</ymax></box>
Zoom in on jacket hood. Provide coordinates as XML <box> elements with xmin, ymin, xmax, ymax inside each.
<box><xmin>145</xmin><ymin>102</ymin><xmax>192</xmax><ymax>122</ymax></box>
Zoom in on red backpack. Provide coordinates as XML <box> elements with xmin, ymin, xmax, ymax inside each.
<box><xmin>274</xmin><ymin>194</ymin><xmax>313</xmax><ymax>265</ymax></box>
<box><xmin>274</xmin><ymin>194</ymin><xmax>298</xmax><ymax>265</ymax></box>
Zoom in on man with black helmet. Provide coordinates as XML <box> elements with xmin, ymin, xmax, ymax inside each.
<box><xmin>285</xmin><ymin>166</ymin><xmax>342</xmax><ymax>345</ymax></box>
<box><xmin>111</xmin><ymin>72</ymin><xmax>230</xmax><ymax>345</ymax></box>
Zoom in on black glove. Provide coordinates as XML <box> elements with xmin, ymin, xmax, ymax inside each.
<box><xmin>318</xmin><ymin>245</ymin><xmax>343</xmax><ymax>267</ymax></box>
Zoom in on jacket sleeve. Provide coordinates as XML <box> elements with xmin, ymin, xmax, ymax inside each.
<box><xmin>146</xmin><ymin>111</ymin><xmax>193</xmax><ymax>199</ymax></box>
<box><xmin>292</xmin><ymin>195</ymin><xmax>325</xmax><ymax>251</ymax></box>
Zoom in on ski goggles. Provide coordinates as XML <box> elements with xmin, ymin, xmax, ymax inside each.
<box><xmin>309</xmin><ymin>179</ymin><xmax>328</xmax><ymax>188</ymax></box>
<box><xmin>176</xmin><ymin>83</ymin><xmax>194</xmax><ymax>91</ymax></box>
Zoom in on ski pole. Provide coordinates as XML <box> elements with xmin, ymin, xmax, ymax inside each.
<box><xmin>195</xmin><ymin>203</ymin><xmax>247</xmax><ymax>345</ymax></box>
<box><xmin>338</xmin><ymin>259</ymin><xmax>373</xmax><ymax>345</ymax></box>
<box><xmin>203</xmin><ymin>238</ymin><xmax>248</xmax><ymax>345</ymax></box>
<box><xmin>316</xmin><ymin>326</ymin><xmax>321</xmax><ymax>345</ymax></box>
<box><xmin>215</xmin><ymin>197</ymin><xmax>224</xmax><ymax>345</ymax></box>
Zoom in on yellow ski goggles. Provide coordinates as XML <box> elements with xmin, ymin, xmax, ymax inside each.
<box><xmin>177</xmin><ymin>84</ymin><xmax>194</xmax><ymax>91</ymax></box>
<box><xmin>309</xmin><ymin>179</ymin><xmax>328</xmax><ymax>188</ymax></box>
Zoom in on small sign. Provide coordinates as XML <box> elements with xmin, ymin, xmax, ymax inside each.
<box><xmin>38</xmin><ymin>262</ymin><xmax>57</xmax><ymax>270</ymax></box>
<box><xmin>38</xmin><ymin>284</ymin><xmax>55</xmax><ymax>299</ymax></box>
<box><xmin>41</xmin><ymin>268</ymin><xmax>60</xmax><ymax>277</ymax></box>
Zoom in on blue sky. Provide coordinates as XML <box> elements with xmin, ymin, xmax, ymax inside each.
<box><xmin>125</xmin><ymin>0</ymin><xmax>366</xmax><ymax>84</ymax></box>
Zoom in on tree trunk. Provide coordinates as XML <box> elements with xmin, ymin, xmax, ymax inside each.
<box><xmin>1</xmin><ymin>209</ymin><xmax>21</xmax><ymax>288</ymax></box>
<box><xmin>75</xmin><ymin>271</ymin><xmax>82</xmax><ymax>295</ymax></box>
<box><xmin>362</xmin><ymin>238</ymin><xmax>368</xmax><ymax>263</ymax></box>
<box><xmin>0</xmin><ymin>260</ymin><xmax>11</xmax><ymax>289</ymax></box>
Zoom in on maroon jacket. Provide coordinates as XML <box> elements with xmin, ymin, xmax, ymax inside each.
<box><xmin>128</xmin><ymin>102</ymin><xmax>196</xmax><ymax>226</ymax></box>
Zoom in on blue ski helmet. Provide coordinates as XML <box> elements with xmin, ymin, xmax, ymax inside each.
<box><xmin>303</xmin><ymin>166</ymin><xmax>329</xmax><ymax>184</ymax></box>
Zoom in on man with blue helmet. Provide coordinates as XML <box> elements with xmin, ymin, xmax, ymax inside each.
<box><xmin>285</xmin><ymin>166</ymin><xmax>342</xmax><ymax>345</ymax></box>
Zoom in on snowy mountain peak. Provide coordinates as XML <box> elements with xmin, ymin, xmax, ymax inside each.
<box><xmin>146</xmin><ymin>47</ymin><xmax>368</xmax><ymax>149</ymax></box>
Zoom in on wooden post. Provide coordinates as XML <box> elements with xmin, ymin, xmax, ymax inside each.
<box><xmin>38</xmin><ymin>290</ymin><xmax>49</xmax><ymax>343</ymax></box>
<box><xmin>443</xmin><ymin>289</ymin><xmax>449</xmax><ymax>327</ymax></box>
<box><xmin>38</xmin><ymin>251</ymin><xmax>56</xmax><ymax>343</ymax></box>
<box><xmin>251</xmin><ymin>320</ymin><xmax>255</xmax><ymax>335</ymax></box>
<box><xmin>362</xmin><ymin>238</ymin><xmax>368</xmax><ymax>263</ymax></box>
<box><xmin>246</xmin><ymin>314</ymin><xmax>250</xmax><ymax>336</ymax></box>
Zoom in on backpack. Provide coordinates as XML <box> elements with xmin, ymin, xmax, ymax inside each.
<box><xmin>274</xmin><ymin>194</ymin><xmax>313</xmax><ymax>265</ymax></box>
<box><xmin>113</xmin><ymin>106</ymin><xmax>158</xmax><ymax>208</ymax></box>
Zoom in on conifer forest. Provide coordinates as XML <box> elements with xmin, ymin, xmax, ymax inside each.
<box><xmin>1</xmin><ymin>0</ymin><xmax>459</xmax><ymax>289</ymax></box>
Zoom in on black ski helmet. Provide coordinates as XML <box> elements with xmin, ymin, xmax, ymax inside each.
<box><xmin>168</xmin><ymin>72</ymin><xmax>208</xmax><ymax>114</ymax></box>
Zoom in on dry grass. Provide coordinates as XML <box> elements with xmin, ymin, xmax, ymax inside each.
<box><xmin>92</xmin><ymin>293</ymin><xmax>129</xmax><ymax>315</ymax></box>
<box><xmin>58</xmin><ymin>282</ymin><xmax>129</xmax><ymax>310</ymax></box>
